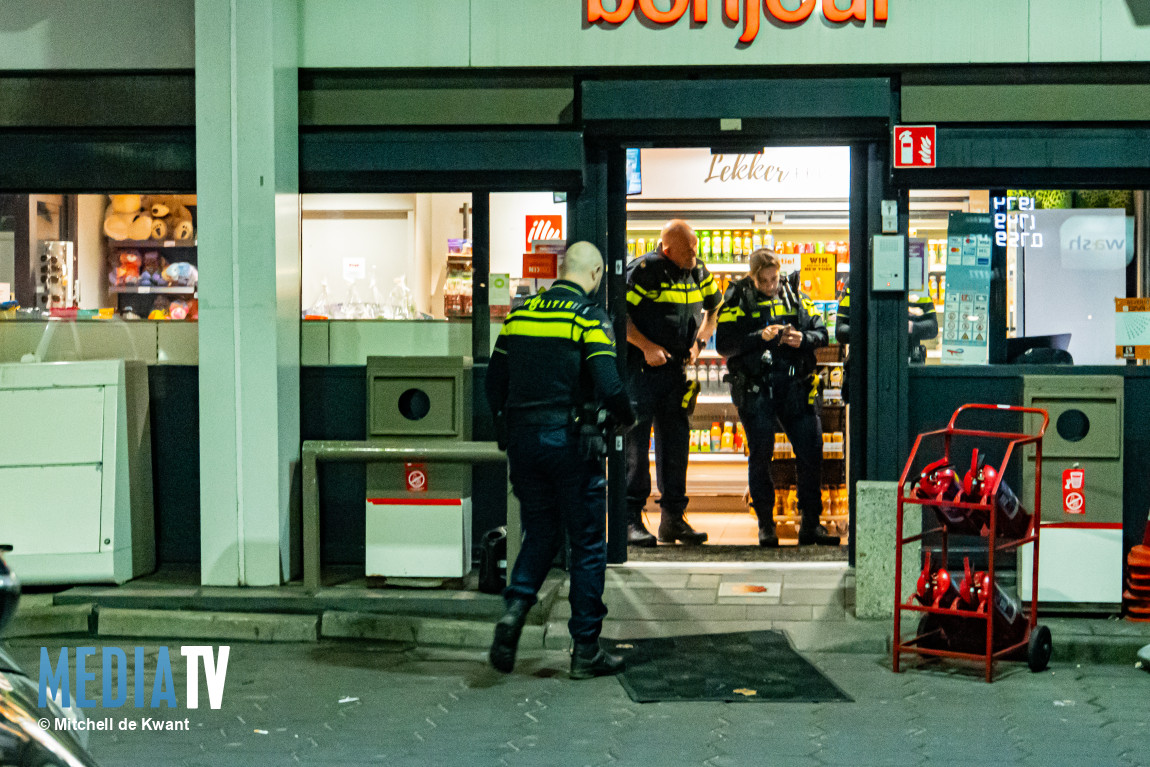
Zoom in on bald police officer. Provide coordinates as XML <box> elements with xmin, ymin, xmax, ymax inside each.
<box><xmin>486</xmin><ymin>242</ymin><xmax>635</xmax><ymax>680</ymax></box>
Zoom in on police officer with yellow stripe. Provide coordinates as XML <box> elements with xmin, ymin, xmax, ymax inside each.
<box><xmin>486</xmin><ymin>242</ymin><xmax>635</xmax><ymax>680</ymax></box>
<box><xmin>836</xmin><ymin>284</ymin><xmax>937</xmax><ymax>402</ymax></box>
<box><xmin>625</xmin><ymin>220</ymin><xmax>723</xmax><ymax>547</ymax></box>
<box><xmin>717</xmin><ymin>249</ymin><xmax>838</xmax><ymax>547</ymax></box>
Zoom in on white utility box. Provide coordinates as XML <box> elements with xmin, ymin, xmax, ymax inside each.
<box><xmin>0</xmin><ymin>359</ymin><xmax>154</xmax><ymax>584</ymax></box>
<box><xmin>365</xmin><ymin>496</ymin><xmax>471</xmax><ymax>578</ymax></box>
<box><xmin>1019</xmin><ymin>526</ymin><xmax>1124</xmax><ymax>605</ymax></box>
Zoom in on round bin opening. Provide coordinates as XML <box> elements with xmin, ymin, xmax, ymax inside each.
<box><xmin>398</xmin><ymin>388</ymin><xmax>432</xmax><ymax>421</ymax></box>
<box><xmin>1056</xmin><ymin>409</ymin><xmax>1090</xmax><ymax>443</ymax></box>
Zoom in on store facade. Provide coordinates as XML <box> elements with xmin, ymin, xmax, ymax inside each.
<box><xmin>3</xmin><ymin>1</ymin><xmax>1149</xmax><ymax>592</ymax></box>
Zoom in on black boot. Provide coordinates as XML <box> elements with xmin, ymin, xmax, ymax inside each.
<box><xmin>627</xmin><ymin>517</ymin><xmax>657</xmax><ymax>547</ymax></box>
<box><xmin>758</xmin><ymin>526</ymin><xmax>780</xmax><ymax>548</ymax></box>
<box><xmin>798</xmin><ymin>524</ymin><xmax>840</xmax><ymax>546</ymax></box>
<box><xmin>488</xmin><ymin>598</ymin><xmax>531</xmax><ymax>673</ymax></box>
<box><xmin>570</xmin><ymin>640</ymin><xmax>625</xmax><ymax>680</ymax></box>
<box><xmin>658</xmin><ymin>514</ymin><xmax>708</xmax><ymax>545</ymax></box>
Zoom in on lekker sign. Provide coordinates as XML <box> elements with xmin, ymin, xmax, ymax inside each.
<box><xmin>587</xmin><ymin>0</ymin><xmax>888</xmax><ymax>44</ymax></box>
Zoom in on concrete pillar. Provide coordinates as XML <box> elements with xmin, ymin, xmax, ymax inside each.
<box><xmin>195</xmin><ymin>0</ymin><xmax>300</xmax><ymax>585</ymax></box>
<box><xmin>855</xmin><ymin>480</ymin><xmax>920</xmax><ymax>619</ymax></box>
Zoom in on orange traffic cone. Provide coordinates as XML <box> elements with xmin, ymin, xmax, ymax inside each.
<box><xmin>1125</xmin><ymin>514</ymin><xmax>1150</xmax><ymax>623</ymax></box>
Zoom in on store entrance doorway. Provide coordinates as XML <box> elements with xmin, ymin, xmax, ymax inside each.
<box><xmin>612</xmin><ymin>145</ymin><xmax>853</xmax><ymax>560</ymax></box>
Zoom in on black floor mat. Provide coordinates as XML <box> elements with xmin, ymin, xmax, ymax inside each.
<box><xmin>605</xmin><ymin>630</ymin><xmax>852</xmax><ymax>703</ymax></box>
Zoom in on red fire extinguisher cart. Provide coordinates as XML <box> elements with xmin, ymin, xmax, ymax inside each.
<box><xmin>893</xmin><ymin>404</ymin><xmax>1051</xmax><ymax>682</ymax></box>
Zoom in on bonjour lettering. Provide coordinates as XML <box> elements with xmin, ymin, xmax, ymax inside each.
<box><xmin>588</xmin><ymin>0</ymin><xmax>888</xmax><ymax>44</ymax></box>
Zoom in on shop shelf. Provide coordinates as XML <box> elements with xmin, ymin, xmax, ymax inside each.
<box><xmin>660</xmin><ymin>451</ymin><xmax>747</xmax><ymax>462</ymax></box>
<box><xmin>107</xmin><ymin>238</ymin><xmax>197</xmax><ymax>249</ymax></box>
<box><xmin>704</xmin><ymin>263</ymin><xmax>750</xmax><ymax>274</ymax></box>
<box><xmin>108</xmin><ymin>286</ymin><xmax>196</xmax><ymax>295</ymax></box>
<box><xmin>697</xmin><ymin>393</ymin><xmax>732</xmax><ymax>404</ymax></box>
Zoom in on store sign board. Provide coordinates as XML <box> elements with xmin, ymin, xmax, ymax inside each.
<box><xmin>800</xmin><ymin>250</ymin><xmax>835</xmax><ymax>301</ymax></box>
<box><xmin>892</xmin><ymin>125</ymin><xmax>936</xmax><ymax>169</ymax></box>
<box><xmin>523</xmin><ymin>252</ymin><xmax>558</xmax><ymax>279</ymax></box>
<box><xmin>586</xmin><ymin>0</ymin><xmax>888</xmax><ymax>45</ymax></box>
<box><xmin>526</xmin><ymin>215</ymin><xmax>563</xmax><ymax>251</ymax></box>
<box><xmin>1116</xmin><ymin>297</ymin><xmax>1150</xmax><ymax>360</ymax></box>
<box><xmin>631</xmin><ymin>147</ymin><xmax>849</xmax><ymax>202</ymax></box>
<box><xmin>940</xmin><ymin>213</ymin><xmax>992</xmax><ymax>366</ymax></box>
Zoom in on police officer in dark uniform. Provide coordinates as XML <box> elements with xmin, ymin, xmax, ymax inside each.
<box><xmin>836</xmin><ymin>283</ymin><xmax>938</xmax><ymax>402</ymax></box>
<box><xmin>716</xmin><ymin>249</ymin><xmax>839</xmax><ymax>547</ymax></box>
<box><xmin>625</xmin><ymin>220</ymin><xmax>723</xmax><ymax>547</ymax></box>
<box><xmin>486</xmin><ymin>242</ymin><xmax>636</xmax><ymax>680</ymax></box>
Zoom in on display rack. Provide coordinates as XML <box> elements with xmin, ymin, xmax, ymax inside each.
<box><xmin>105</xmin><ymin>206</ymin><xmax>198</xmax><ymax>319</ymax></box>
<box><xmin>893</xmin><ymin>404</ymin><xmax>1052</xmax><ymax>683</ymax></box>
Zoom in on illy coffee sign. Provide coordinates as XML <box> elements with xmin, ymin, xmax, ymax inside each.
<box><xmin>587</xmin><ymin>0</ymin><xmax>888</xmax><ymax>44</ymax></box>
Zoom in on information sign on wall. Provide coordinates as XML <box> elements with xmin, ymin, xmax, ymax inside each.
<box><xmin>800</xmin><ymin>249</ymin><xmax>835</xmax><ymax>300</ymax></box>
<box><xmin>1116</xmin><ymin>297</ymin><xmax>1150</xmax><ymax>360</ymax></box>
<box><xmin>892</xmin><ymin>126</ymin><xmax>936</xmax><ymax>169</ymax></box>
<box><xmin>526</xmin><ymin>215</ymin><xmax>563</xmax><ymax>250</ymax></box>
<box><xmin>940</xmin><ymin>213</ymin><xmax>993</xmax><ymax>365</ymax></box>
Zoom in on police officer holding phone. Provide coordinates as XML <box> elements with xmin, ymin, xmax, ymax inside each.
<box><xmin>716</xmin><ymin>249</ymin><xmax>838</xmax><ymax>548</ymax></box>
<box><xmin>485</xmin><ymin>241</ymin><xmax>635</xmax><ymax>680</ymax></box>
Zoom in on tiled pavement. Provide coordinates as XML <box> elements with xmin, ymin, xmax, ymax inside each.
<box><xmin>6</xmin><ymin>637</ymin><xmax>1149</xmax><ymax>767</ymax></box>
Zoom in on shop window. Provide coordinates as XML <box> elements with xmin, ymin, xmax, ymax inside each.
<box><xmin>0</xmin><ymin>193</ymin><xmax>198</xmax><ymax>321</ymax></box>
<box><xmin>910</xmin><ymin>189</ymin><xmax>1145</xmax><ymax>366</ymax></box>
<box><xmin>299</xmin><ymin>192</ymin><xmax>568</xmax><ymax>322</ymax></box>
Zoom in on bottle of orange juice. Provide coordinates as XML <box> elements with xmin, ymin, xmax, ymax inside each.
<box><xmin>710</xmin><ymin>422</ymin><xmax>722</xmax><ymax>452</ymax></box>
<box><xmin>721</xmin><ymin>421</ymin><xmax>734</xmax><ymax>452</ymax></box>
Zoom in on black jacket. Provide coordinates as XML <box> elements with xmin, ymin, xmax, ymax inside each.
<box><xmin>486</xmin><ymin>280</ymin><xmax>635</xmax><ymax>427</ymax></box>
<box><xmin>625</xmin><ymin>251</ymin><xmax>723</xmax><ymax>362</ymax></box>
<box><xmin>715</xmin><ymin>275</ymin><xmax>828</xmax><ymax>380</ymax></box>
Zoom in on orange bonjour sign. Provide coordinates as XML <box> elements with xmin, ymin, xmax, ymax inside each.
<box><xmin>587</xmin><ymin>0</ymin><xmax>887</xmax><ymax>44</ymax></box>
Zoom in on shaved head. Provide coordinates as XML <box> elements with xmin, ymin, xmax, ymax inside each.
<box><xmin>560</xmin><ymin>240</ymin><xmax>606</xmax><ymax>294</ymax></box>
<box><xmin>660</xmin><ymin>219</ymin><xmax>698</xmax><ymax>270</ymax></box>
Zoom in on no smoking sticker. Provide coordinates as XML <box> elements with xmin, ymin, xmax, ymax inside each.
<box><xmin>1062</xmin><ymin>468</ymin><xmax>1085</xmax><ymax>515</ymax></box>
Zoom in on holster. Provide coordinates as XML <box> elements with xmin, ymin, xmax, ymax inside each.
<box><xmin>574</xmin><ymin>404</ymin><xmax>611</xmax><ymax>461</ymax></box>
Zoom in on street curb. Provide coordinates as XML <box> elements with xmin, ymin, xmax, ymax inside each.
<box><xmin>4</xmin><ymin>602</ymin><xmax>93</xmax><ymax>637</ymax></box>
<box><xmin>97</xmin><ymin>608</ymin><xmax>319</xmax><ymax>643</ymax></box>
<box><xmin>321</xmin><ymin>611</ymin><xmax>547</xmax><ymax>650</ymax></box>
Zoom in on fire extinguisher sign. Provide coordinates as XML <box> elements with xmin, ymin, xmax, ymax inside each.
<box><xmin>1062</xmin><ymin>467</ymin><xmax>1085</xmax><ymax>514</ymax></box>
<box><xmin>892</xmin><ymin>125</ymin><xmax>936</xmax><ymax>169</ymax></box>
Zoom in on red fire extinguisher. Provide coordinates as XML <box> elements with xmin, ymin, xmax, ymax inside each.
<box><xmin>961</xmin><ymin>449</ymin><xmax>1031</xmax><ymax>539</ymax></box>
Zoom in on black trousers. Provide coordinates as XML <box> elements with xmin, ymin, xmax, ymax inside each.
<box><xmin>625</xmin><ymin>360</ymin><xmax>689</xmax><ymax>522</ymax></box>
<box><xmin>735</xmin><ymin>382</ymin><xmax>824</xmax><ymax>535</ymax></box>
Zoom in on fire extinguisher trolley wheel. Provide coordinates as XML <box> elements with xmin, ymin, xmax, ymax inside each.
<box><xmin>893</xmin><ymin>404</ymin><xmax>1051</xmax><ymax>683</ymax></box>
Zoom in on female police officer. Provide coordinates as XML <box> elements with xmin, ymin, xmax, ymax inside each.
<box><xmin>716</xmin><ymin>249</ymin><xmax>839</xmax><ymax>548</ymax></box>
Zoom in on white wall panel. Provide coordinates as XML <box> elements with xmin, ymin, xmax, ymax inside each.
<box><xmin>0</xmin><ymin>0</ymin><xmax>193</xmax><ymax>70</ymax></box>
<box><xmin>1099</xmin><ymin>0</ymin><xmax>1150</xmax><ymax>62</ymax></box>
<box><xmin>1029</xmin><ymin>0</ymin><xmax>1102</xmax><ymax>62</ymax></box>
<box><xmin>300</xmin><ymin>0</ymin><xmax>470</xmax><ymax>68</ymax></box>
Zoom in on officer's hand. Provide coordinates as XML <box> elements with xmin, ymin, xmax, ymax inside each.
<box><xmin>688</xmin><ymin>344</ymin><xmax>701</xmax><ymax>365</ymax></box>
<box><xmin>908</xmin><ymin>319</ymin><xmax>914</xmax><ymax>334</ymax></box>
<box><xmin>644</xmin><ymin>345</ymin><xmax>670</xmax><ymax>367</ymax></box>
<box><xmin>760</xmin><ymin>325</ymin><xmax>782</xmax><ymax>342</ymax></box>
<box><xmin>780</xmin><ymin>327</ymin><xmax>803</xmax><ymax>348</ymax></box>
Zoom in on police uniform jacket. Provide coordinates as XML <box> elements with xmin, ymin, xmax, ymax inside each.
<box><xmin>835</xmin><ymin>289</ymin><xmax>937</xmax><ymax>345</ymax></box>
<box><xmin>486</xmin><ymin>280</ymin><xmax>634</xmax><ymax>428</ymax></box>
<box><xmin>625</xmin><ymin>251</ymin><xmax>723</xmax><ymax>362</ymax></box>
<box><xmin>716</xmin><ymin>275</ymin><xmax>828</xmax><ymax>382</ymax></box>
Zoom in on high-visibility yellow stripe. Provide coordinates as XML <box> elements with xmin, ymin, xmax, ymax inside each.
<box><xmin>510</xmin><ymin>308</ymin><xmax>581</xmax><ymax>322</ymax></box>
<box><xmin>626</xmin><ymin>291</ymin><xmax>644</xmax><ymax>306</ymax></box>
<box><xmin>502</xmin><ymin>319</ymin><xmax>578</xmax><ymax>341</ymax></box>
<box><xmin>587</xmin><ymin>350</ymin><xmax>617</xmax><ymax>359</ymax></box>
<box><xmin>583</xmin><ymin>328</ymin><xmax>613</xmax><ymax>346</ymax></box>
<box><xmin>717</xmin><ymin>306</ymin><xmax>745</xmax><ymax>323</ymax></box>
<box><xmin>650</xmin><ymin>288</ymin><xmax>706</xmax><ymax>304</ymax></box>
